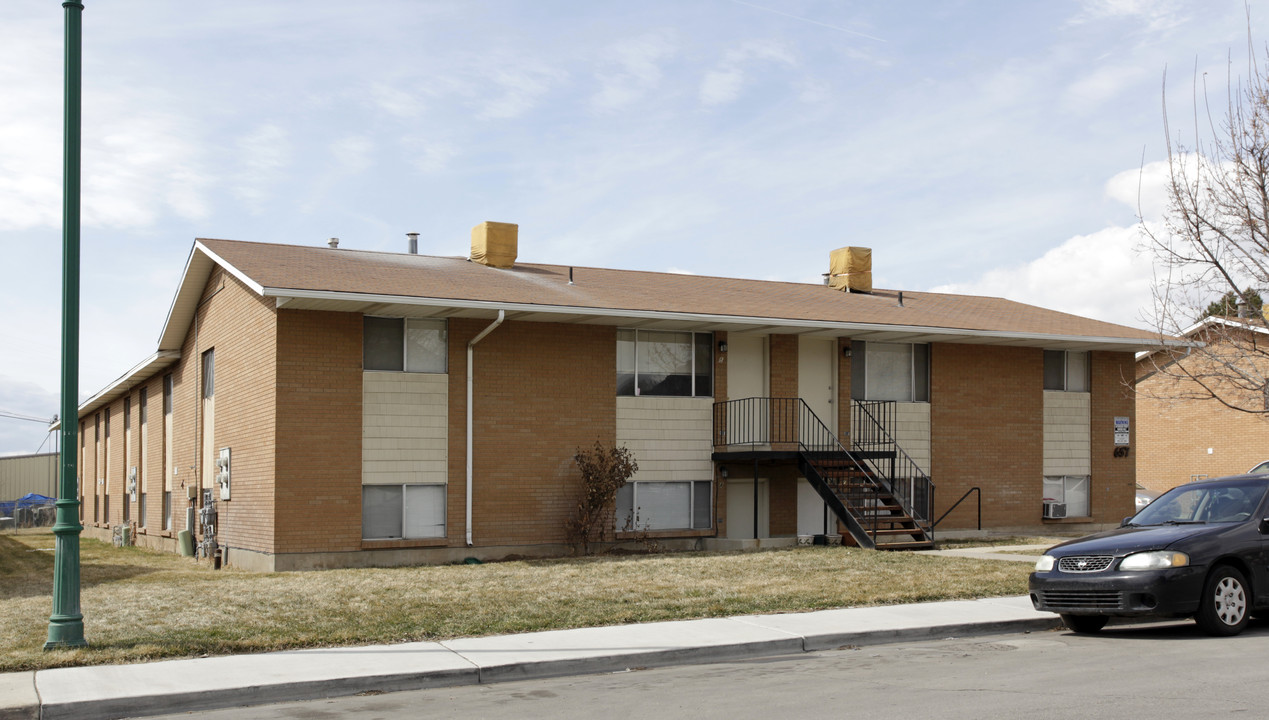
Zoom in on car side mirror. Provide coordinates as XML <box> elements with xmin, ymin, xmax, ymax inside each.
<box><xmin>1121</xmin><ymin>516</ymin><xmax>1134</xmax><ymax>527</ymax></box>
<box><xmin>1259</xmin><ymin>518</ymin><xmax>1269</xmax><ymax>534</ymax></box>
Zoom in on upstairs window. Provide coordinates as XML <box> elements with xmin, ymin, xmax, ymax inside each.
<box><xmin>364</xmin><ymin>317</ymin><xmax>448</xmax><ymax>373</ymax></box>
<box><xmin>1044</xmin><ymin>350</ymin><xmax>1089</xmax><ymax>392</ymax></box>
<box><xmin>617</xmin><ymin>330</ymin><xmax>713</xmax><ymax>397</ymax></box>
<box><xmin>851</xmin><ymin>341</ymin><xmax>930</xmax><ymax>402</ymax></box>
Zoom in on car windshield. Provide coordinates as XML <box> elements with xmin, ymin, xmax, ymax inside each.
<box><xmin>1131</xmin><ymin>481</ymin><xmax>1268</xmax><ymax>526</ymax></box>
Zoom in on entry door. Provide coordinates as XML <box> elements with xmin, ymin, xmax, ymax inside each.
<box><xmin>797</xmin><ymin>479</ymin><xmax>833</xmax><ymax>536</ymax></box>
<box><xmin>798</xmin><ymin>337</ymin><xmax>836</xmax><ymax>436</ymax></box>
<box><xmin>727</xmin><ymin>334</ymin><xmax>769</xmax><ymax>447</ymax></box>
<box><xmin>726</xmin><ymin>479</ymin><xmax>770</xmax><ymax>539</ymax></box>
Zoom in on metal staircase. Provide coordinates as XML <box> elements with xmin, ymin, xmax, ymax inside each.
<box><xmin>713</xmin><ymin>397</ymin><xmax>934</xmax><ymax>550</ymax></box>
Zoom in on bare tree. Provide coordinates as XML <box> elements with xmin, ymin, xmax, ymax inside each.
<box><xmin>566</xmin><ymin>441</ymin><xmax>638</xmax><ymax>555</ymax></box>
<box><xmin>1140</xmin><ymin>19</ymin><xmax>1269</xmax><ymax>413</ymax></box>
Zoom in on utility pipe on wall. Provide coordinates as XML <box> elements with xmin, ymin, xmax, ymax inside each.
<box><xmin>466</xmin><ymin>309</ymin><xmax>505</xmax><ymax>546</ymax></box>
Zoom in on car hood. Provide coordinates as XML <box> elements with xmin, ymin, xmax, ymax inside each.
<box><xmin>1046</xmin><ymin>524</ymin><xmax>1225</xmax><ymax>556</ymax></box>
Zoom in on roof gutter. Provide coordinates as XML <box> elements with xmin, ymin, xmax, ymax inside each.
<box><xmin>265</xmin><ymin>287</ymin><xmax>1180</xmax><ymax>351</ymax></box>
<box><xmin>466</xmin><ymin>309</ymin><xmax>505</xmax><ymax>547</ymax></box>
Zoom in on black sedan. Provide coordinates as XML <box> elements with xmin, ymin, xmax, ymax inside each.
<box><xmin>1029</xmin><ymin>475</ymin><xmax>1269</xmax><ymax>636</ymax></box>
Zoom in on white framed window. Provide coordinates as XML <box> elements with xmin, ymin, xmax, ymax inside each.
<box><xmin>1044</xmin><ymin>475</ymin><xmax>1090</xmax><ymax>517</ymax></box>
<box><xmin>364</xmin><ymin>317</ymin><xmax>448</xmax><ymax>373</ymax></box>
<box><xmin>1043</xmin><ymin>350</ymin><xmax>1089</xmax><ymax>392</ymax></box>
<box><xmin>617</xmin><ymin>329</ymin><xmax>713</xmax><ymax>397</ymax></box>
<box><xmin>362</xmin><ymin>484</ymin><xmax>446</xmax><ymax>539</ymax></box>
<box><xmin>851</xmin><ymin>341</ymin><xmax>930</xmax><ymax>402</ymax></box>
<box><xmin>616</xmin><ymin>480</ymin><xmax>711</xmax><ymax>530</ymax></box>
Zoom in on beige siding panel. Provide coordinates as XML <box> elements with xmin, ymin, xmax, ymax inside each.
<box><xmin>362</xmin><ymin>372</ymin><xmax>448</xmax><ymax>486</ymax></box>
<box><xmin>616</xmin><ymin>397</ymin><xmax>713</xmax><ymax>483</ymax></box>
<box><xmin>1044</xmin><ymin>390</ymin><xmax>1090</xmax><ymax>476</ymax></box>
<box><xmin>0</xmin><ymin>454</ymin><xmax>59</xmax><ymax>500</ymax></box>
<box><xmin>894</xmin><ymin>402</ymin><xmax>931</xmax><ymax>475</ymax></box>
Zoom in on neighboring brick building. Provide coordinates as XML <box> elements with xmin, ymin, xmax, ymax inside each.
<box><xmin>1137</xmin><ymin>318</ymin><xmax>1269</xmax><ymax>492</ymax></box>
<box><xmin>73</xmin><ymin>226</ymin><xmax>1160</xmax><ymax>570</ymax></box>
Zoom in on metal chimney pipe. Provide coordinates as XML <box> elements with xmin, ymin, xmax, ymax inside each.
<box><xmin>327</xmin><ymin>237</ymin><xmax>339</xmax><ymax>249</ymax></box>
<box><xmin>407</xmin><ymin>232</ymin><xmax>419</xmax><ymax>254</ymax></box>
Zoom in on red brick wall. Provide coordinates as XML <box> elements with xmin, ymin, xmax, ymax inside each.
<box><xmin>449</xmin><ymin>319</ymin><xmax>616</xmax><ymax>547</ymax></box>
<box><xmin>1137</xmin><ymin>357</ymin><xmax>1269</xmax><ymax>492</ymax></box>
<box><xmin>1090</xmin><ymin>352</ymin><xmax>1136</xmax><ymax>521</ymax></box>
<box><xmin>273</xmin><ymin>309</ymin><xmax>362</xmax><ymax>554</ymax></box>
<box><xmin>930</xmin><ymin>343</ymin><xmax>1044</xmax><ymax>528</ymax></box>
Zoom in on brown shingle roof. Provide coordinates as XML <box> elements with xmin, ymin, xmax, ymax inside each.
<box><xmin>197</xmin><ymin>237</ymin><xmax>1159</xmax><ymax>343</ymax></box>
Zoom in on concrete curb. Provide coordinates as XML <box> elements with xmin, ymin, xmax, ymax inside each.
<box><xmin>0</xmin><ymin>672</ymin><xmax>37</xmax><ymax>720</ymax></box>
<box><xmin>12</xmin><ymin>597</ymin><xmax>1062</xmax><ymax>720</ymax></box>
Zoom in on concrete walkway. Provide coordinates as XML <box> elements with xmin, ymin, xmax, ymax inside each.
<box><xmin>915</xmin><ymin>543</ymin><xmax>1051</xmax><ymax>563</ymax></box>
<box><xmin>0</xmin><ymin>587</ymin><xmax>1061</xmax><ymax>720</ymax></box>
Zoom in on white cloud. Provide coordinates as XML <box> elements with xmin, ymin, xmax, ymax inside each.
<box><xmin>1105</xmin><ymin>157</ymin><xmax>1174</xmax><ymax>222</ymax></box>
<box><xmin>232</xmin><ymin>123</ymin><xmax>291</xmax><ymax>210</ymax></box>
<box><xmin>1068</xmin><ymin>0</ymin><xmax>1187</xmax><ymax>32</ymax></box>
<box><xmin>402</xmin><ymin>137</ymin><xmax>459</xmax><ymax>174</ymax></box>
<box><xmin>331</xmin><ymin>135</ymin><xmax>374</xmax><ymax>173</ymax></box>
<box><xmin>590</xmin><ymin>31</ymin><xmax>677</xmax><ymax>113</ymax></box>
<box><xmin>1063</xmin><ymin>64</ymin><xmax>1147</xmax><ymax>114</ymax></box>
<box><xmin>369</xmin><ymin>82</ymin><xmax>425</xmax><ymax>118</ymax></box>
<box><xmin>699</xmin><ymin>40</ymin><xmax>797</xmax><ymax>107</ymax></box>
<box><xmin>930</xmin><ymin>224</ymin><xmax>1156</xmax><ymax>328</ymax></box>
<box><xmin>478</xmin><ymin>62</ymin><xmax>566</xmax><ymax>120</ymax></box>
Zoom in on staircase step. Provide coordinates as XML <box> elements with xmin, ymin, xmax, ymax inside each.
<box><xmin>875</xmin><ymin>540</ymin><xmax>935</xmax><ymax>551</ymax></box>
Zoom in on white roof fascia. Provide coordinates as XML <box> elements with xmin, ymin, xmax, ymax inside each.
<box><xmin>75</xmin><ymin>350</ymin><xmax>182</xmax><ymax>418</ymax></box>
<box><xmin>194</xmin><ymin>240</ymin><xmax>265</xmax><ymax>295</ymax></box>
<box><xmin>156</xmin><ymin>241</ymin><xmax>265</xmax><ymax>351</ymax></box>
<box><xmin>265</xmin><ymin>287</ymin><xmax>1177</xmax><ymax>351</ymax></box>
<box><xmin>1133</xmin><ymin>316</ymin><xmax>1261</xmax><ymax>360</ymax></box>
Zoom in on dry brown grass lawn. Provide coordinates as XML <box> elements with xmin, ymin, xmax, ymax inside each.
<box><xmin>0</xmin><ymin>532</ymin><xmax>1031</xmax><ymax>673</ymax></box>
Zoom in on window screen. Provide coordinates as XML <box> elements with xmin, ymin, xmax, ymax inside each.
<box><xmin>866</xmin><ymin>342</ymin><xmax>914</xmax><ymax>402</ymax></box>
<box><xmin>405</xmin><ymin>319</ymin><xmax>447</xmax><ymax>373</ymax></box>
<box><xmin>403</xmin><ymin>484</ymin><xmax>446</xmax><ymax>538</ymax></box>
<box><xmin>617</xmin><ymin>330</ymin><xmax>713</xmax><ymax>397</ymax></box>
<box><xmin>1044</xmin><ymin>476</ymin><xmax>1090</xmax><ymax>517</ymax></box>
<box><xmin>616</xmin><ymin>480</ymin><xmax>712</xmax><ymax>531</ymax></box>
<box><xmin>362</xmin><ymin>485</ymin><xmax>403</xmax><ymax>539</ymax></box>
<box><xmin>364</xmin><ymin>317</ymin><xmax>405</xmax><ymax>371</ymax></box>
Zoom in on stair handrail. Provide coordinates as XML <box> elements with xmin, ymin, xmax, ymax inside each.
<box><xmin>934</xmin><ymin>486</ymin><xmax>981</xmax><ymax>530</ymax></box>
<box><xmin>850</xmin><ymin>400</ymin><xmax>935</xmax><ymax>536</ymax></box>
<box><xmin>713</xmin><ymin>397</ymin><xmax>888</xmax><ymax>543</ymax></box>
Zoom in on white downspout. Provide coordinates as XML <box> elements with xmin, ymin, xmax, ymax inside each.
<box><xmin>467</xmin><ymin>309</ymin><xmax>505</xmax><ymax>546</ymax></box>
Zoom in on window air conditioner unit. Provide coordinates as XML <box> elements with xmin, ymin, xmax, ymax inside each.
<box><xmin>1042</xmin><ymin>501</ymin><xmax>1067</xmax><ymax>519</ymax></box>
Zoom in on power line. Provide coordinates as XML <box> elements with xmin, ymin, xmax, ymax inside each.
<box><xmin>0</xmin><ymin>409</ymin><xmax>56</xmax><ymax>424</ymax></box>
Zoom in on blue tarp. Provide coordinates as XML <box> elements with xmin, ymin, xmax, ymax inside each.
<box><xmin>0</xmin><ymin>493</ymin><xmax>55</xmax><ymax>517</ymax></box>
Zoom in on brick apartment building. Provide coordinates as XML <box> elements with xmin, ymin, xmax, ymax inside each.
<box><xmin>72</xmin><ymin>224</ymin><xmax>1161</xmax><ymax>571</ymax></box>
<box><xmin>1137</xmin><ymin>317</ymin><xmax>1269</xmax><ymax>492</ymax></box>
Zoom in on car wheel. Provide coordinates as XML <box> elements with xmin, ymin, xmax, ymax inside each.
<box><xmin>1061</xmin><ymin>614</ymin><xmax>1108</xmax><ymax>634</ymax></box>
<box><xmin>1196</xmin><ymin>566</ymin><xmax>1251</xmax><ymax>636</ymax></box>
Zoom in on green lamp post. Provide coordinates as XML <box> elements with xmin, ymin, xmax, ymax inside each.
<box><xmin>45</xmin><ymin>0</ymin><xmax>87</xmax><ymax>651</ymax></box>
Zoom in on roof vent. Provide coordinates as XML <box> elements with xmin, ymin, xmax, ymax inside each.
<box><xmin>470</xmin><ymin>221</ymin><xmax>518</xmax><ymax>268</ymax></box>
<box><xmin>827</xmin><ymin>246</ymin><xmax>872</xmax><ymax>293</ymax></box>
<box><xmin>328</xmin><ymin>237</ymin><xmax>339</xmax><ymax>249</ymax></box>
<box><xmin>407</xmin><ymin>232</ymin><xmax>419</xmax><ymax>254</ymax></box>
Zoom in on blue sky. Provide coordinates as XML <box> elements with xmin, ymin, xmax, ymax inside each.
<box><xmin>0</xmin><ymin>0</ymin><xmax>1261</xmax><ymax>454</ymax></box>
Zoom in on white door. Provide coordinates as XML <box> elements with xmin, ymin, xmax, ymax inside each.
<box><xmin>798</xmin><ymin>336</ymin><xmax>836</xmax><ymax>437</ymax></box>
<box><xmin>726</xmin><ymin>479</ymin><xmax>770</xmax><ymax>539</ymax></box>
<box><xmin>797</xmin><ymin>478</ymin><xmax>833</xmax><ymax>536</ymax></box>
<box><xmin>726</xmin><ymin>334</ymin><xmax>769</xmax><ymax>447</ymax></box>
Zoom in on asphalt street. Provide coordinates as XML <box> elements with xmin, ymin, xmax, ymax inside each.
<box><xmin>153</xmin><ymin>619</ymin><xmax>1269</xmax><ymax>720</ymax></box>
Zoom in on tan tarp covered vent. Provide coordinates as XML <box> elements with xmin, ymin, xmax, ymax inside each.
<box><xmin>470</xmin><ymin>221</ymin><xmax>518</xmax><ymax>268</ymax></box>
<box><xmin>827</xmin><ymin>246</ymin><xmax>872</xmax><ymax>293</ymax></box>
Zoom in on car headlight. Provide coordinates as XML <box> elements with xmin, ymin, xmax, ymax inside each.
<box><xmin>1119</xmin><ymin>551</ymin><xmax>1189</xmax><ymax>571</ymax></box>
<box><xmin>1035</xmin><ymin>555</ymin><xmax>1056</xmax><ymax>572</ymax></box>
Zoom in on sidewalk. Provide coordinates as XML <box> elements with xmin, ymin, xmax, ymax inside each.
<box><xmin>0</xmin><ymin>546</ymin><xmax>1057</xmax><ymax>720</ymax></box>
<box><xmin>0</xmin><ymin>588</ymin><xmax>1060</xmax><ymax>720</ymax></box>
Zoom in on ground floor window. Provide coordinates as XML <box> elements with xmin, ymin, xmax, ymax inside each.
<box><xmin>138</xmin><ymin>493</ymin><xmax>146</xmax><ymax>527</ymax></box>
<box><xmin>163</xmin><ymin>492</ymin><xmax>172</xmax><ymax>531</ymax></box>
<box><xmin>616</xmin><ymin>480</ymin><xmax>711</xmax><ymax>531</ymax></box>
<box><xmin>362</xmin><ymin>484</ymin><xmax>446</xmax><ymax>539</ymax></box>
<box><xmin>1044</xmin><ymin>475</ymin><xmax>1090</xmax><ymax>517</ymax></box>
